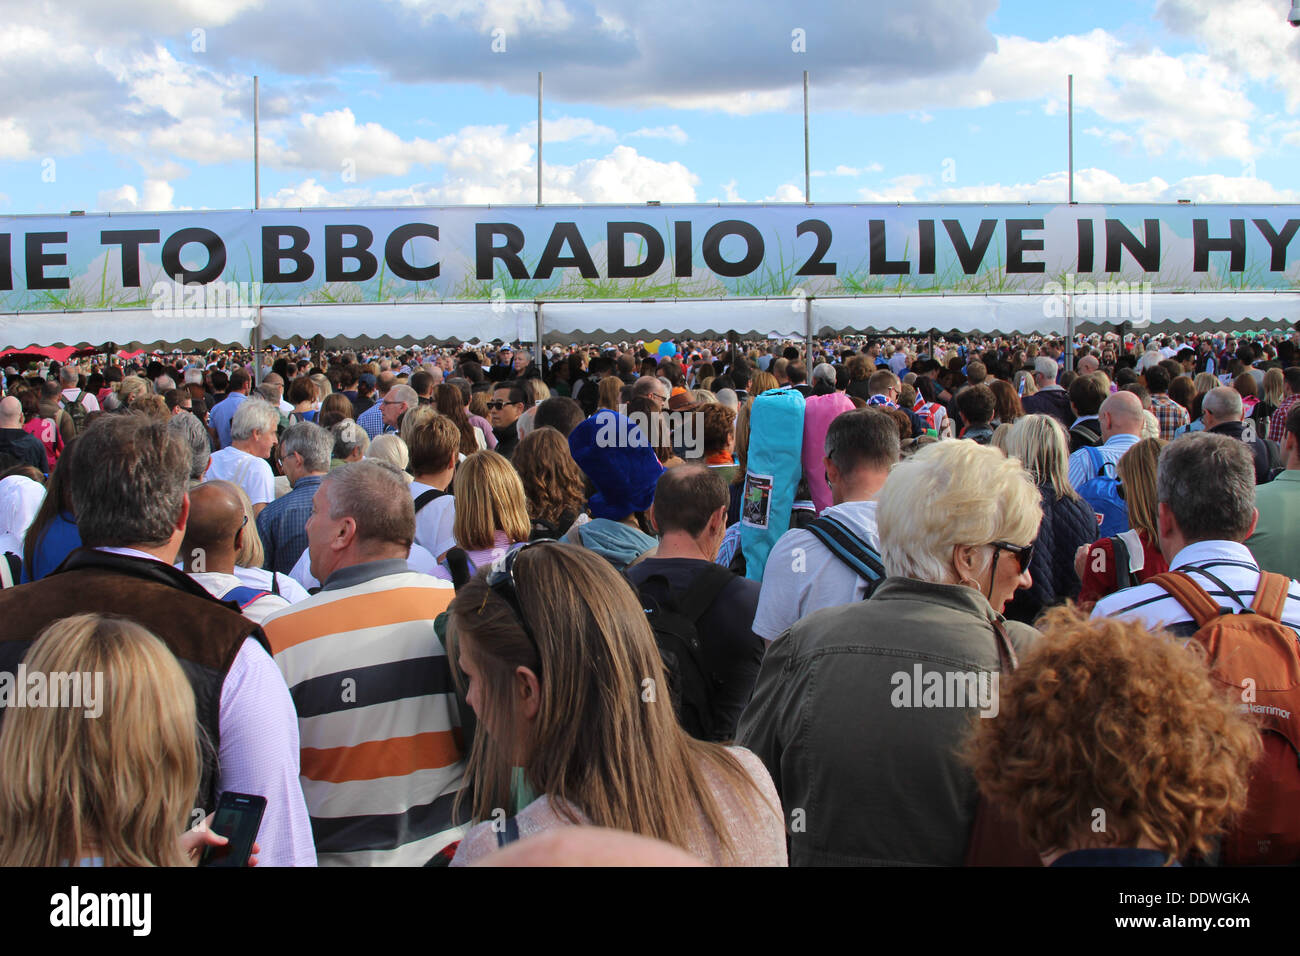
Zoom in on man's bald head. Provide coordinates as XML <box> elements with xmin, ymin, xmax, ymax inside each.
<box><xmin>1099</xmin><ymin>390</ymin><xmax>1144</xmax><ymax>441</ymax></box>
<box><xmin>263</xmin><ymin>372</ymin><xmax>284</xmax><ymax>388</ymax></box>
<box><xmin>1077</xmin><ymin>354</ymin><xmax>1100</xmax><ymax>375</ymax></box>
<box><xmin>0</xmin><ymin>396</ymin><xmax>22</xmax><ymax>428</ymax></box>
<box><xmin>182</xmin><ymin>480</ymin><xmax>246</xmax><ymax>570</ymax></box>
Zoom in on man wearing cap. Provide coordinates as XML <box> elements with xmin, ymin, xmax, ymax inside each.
<box><xmin>488</xmin><ymin>346</ymin><xmax>514</xmax><ymax>384</ymax></box>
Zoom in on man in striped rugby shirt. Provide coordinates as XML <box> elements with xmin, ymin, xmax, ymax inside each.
<box><xmin>262</xmin><ymin>460</ymin><xmax>467</xmax><ymax>866</ymax></box>
<box><xmin>1092</xmin><ymin>432</ymin><xmax>1300</xmax><ymax>638</ymax></box>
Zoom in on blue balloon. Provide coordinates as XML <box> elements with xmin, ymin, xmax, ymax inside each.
<box><xmin>658</xmin><ymin>341</ymin><xmax>676</xmax><ymax>357</ymax></box>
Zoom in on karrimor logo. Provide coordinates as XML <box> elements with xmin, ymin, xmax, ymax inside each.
<box><xmin>1040</xmin><ymin>274</ymin><xmax>1153</xmax><ymax>323</ymax></box>
<box><xmin>890</xmin><ymin>665</ymin><xmax>1000</xmax><ymax>718</ymax></box>
<box><xmin>595</xmin><ymin>404</ymin><xmax>703</xmax><ymax>458</ymax></box>
<box><xmin>150</xmin><ymin>276</ymin><xmax>261</xmax><ymax>328</ymax></box>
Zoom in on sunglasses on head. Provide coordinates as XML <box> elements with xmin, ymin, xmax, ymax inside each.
<box><xmin>482</xmin><ymin>542</ymin><xmax>544</xmax><ymax>669</ymax></box>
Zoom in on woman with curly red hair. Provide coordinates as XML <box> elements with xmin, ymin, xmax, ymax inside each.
<box><xmin>965</xmin><ymin>606</ymin><xmax>1260</xmax><ymax>866</ymax></box>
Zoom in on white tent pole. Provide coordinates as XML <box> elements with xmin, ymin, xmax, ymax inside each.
<box><xmin>534</xmin><ymin>301</ymin><xmax>544</xmax><ymax>368</ymax></box>
<box><xmin>253</xmin><ymin>75</ymin><xmax>261</xmax><ymax>210</ymax></box>
<box><xmin>537</xmin><ymin>72</ymin><xmax>543</xmax><ymax>206</ymax></box>
<box><xmin>252</xmin><ymin>306</ymin><xmax>263</xmax><ymax>385</ymax></box>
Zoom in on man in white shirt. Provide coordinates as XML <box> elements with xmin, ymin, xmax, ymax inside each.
<box><xmin>753</xmin><ymin>408</ymin><xmax>898</xmax><ymax>641</ymax></box>
<box><xmin>205</xmin><ymin>397</ymin><xmax>279</xmax><ymax>516</ymax></box>
<box><xmin>182</xmin><ymin>481</ymin><xmax>291</xmax><ymax>625</ymax></box>
<box><xmin>59</xmin><ymin>364</ymin><xmax>99</xmax><ymax>412</ymax></box>
<box><xmin>1094</xmin><ymin>432</ymin><xmax>1300</xmax><ymax>636</ymax></box>
<box><xmin>408</xmin><ymin>414</ymin><xmax>459</xmax><ymax>561</ymax></box>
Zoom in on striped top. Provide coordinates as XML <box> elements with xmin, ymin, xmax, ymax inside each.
<box><xmin>262</xmin><ymin>559</ymin><xmax>466</xmax><ymax>866</ymax></box>
<box><xmin>1091</xmin><ymin>540</ymin><xmax>1300</xmax><ymax>636</ymax></box>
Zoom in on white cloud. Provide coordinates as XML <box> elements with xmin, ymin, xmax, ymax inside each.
<box><xmin>858</xmin><ymin>174</ymin><xmax>930</xmax><ymax>202</ymax></box>
<box><xmin>764</xmin><ymin>184</ymin><xmax>805</xmax><ymax>202</ymax></box>
<box><xmin>263</xmin><ymin>139</ymin><xmax>698</xmax><ymax>207</ymax></box>
<box><xmin>95</xmin><ymin>178</ymin><xmax>176</xmax><ymax>211</ymax></box>
<box><xmin>813</xmin><ymin>164</ymin><xmax>884</xmax><ymax>178</ymax></box>
<box><xmin>925</xmin><ymin>167</ymin><xmax>1300</xmax><ymax>203</ymax></box>
<box><xmin>627</xmin><ymin>125</ymin><xmax>688</xmax><ymax>144</ymax></box>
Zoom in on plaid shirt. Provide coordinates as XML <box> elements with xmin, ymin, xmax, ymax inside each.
<box><xmin>1149</xmin><ymin>394</ymin><xmax>1189</xmax><ymax>441</ymax></box>
<box><xmin>1269</xmin><ymin>393</ymin><xmax>1300</xmax><ymax>444</ymax></box>
<box><xmin>256</xmin><ymin>474</ymin><xmax>323</xmax><ymax>575</ymax></box>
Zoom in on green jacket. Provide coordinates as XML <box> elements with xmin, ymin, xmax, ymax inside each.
<box><xmin>1247</xmin><ymin>470</ymin><xmax>1300</xmax><ymax>581</ymax></box>
<box><xmin>737</xmin><ymin>576</ymin><xmax>1039</xmax><ymax>867</ymax></box>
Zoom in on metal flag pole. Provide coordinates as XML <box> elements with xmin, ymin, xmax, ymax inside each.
<box><xmin>537</xmin><ymin>72</ymin><xmax>543</xmax><ymax>205</ymax></box>
<box><xmin>803</xmin><ymin>70</ymin><xmax>811</xmax><ymax>204</ymax></box>
<box><xmin>1067</xmin><ymin>74</ymin><xmax>1074</xmax><ymax>205</ymax></box>
<box><xmin>254</xmin><ymin>75</ymin><xmax>261</xmax><ymax>210</ymax></box>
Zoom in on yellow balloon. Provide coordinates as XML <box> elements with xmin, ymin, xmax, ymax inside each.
<box><xmin>646</xmin><ymin>339</ymin><xmax>662</xmax><ymax>353</ymax></box>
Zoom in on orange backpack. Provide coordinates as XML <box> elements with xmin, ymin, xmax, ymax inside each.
<box><xmin>1150</xmin><ymin>570</ymin><xmax>1300</xmax><ymax>865</ymax></box>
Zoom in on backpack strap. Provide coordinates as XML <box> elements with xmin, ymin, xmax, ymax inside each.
<box><xmin>1110</xmin><ymin>535</ymin><xmax>1135</xmax><ymax>592</ymax></box>
<box><xmin>1251</xmin><ymin>571</ymin><xmax>1291</xmax><ymax>622</ymax></box>
<box><xmin>221</xmin><ymin>584</ymin><xmax>271</xmax><ymax>610</ymax></box>
<box><xmin>1147</xmin><ymin>571</ymin><xmax>1227</xmax><ymax>628</ymax></box>
<box><xmin>805</xmin><ymin>516</ymin><xmax>886</xmax><ymax>593</ymax></box>
<box><xmin>414</xmin><ymin>488</ymin><xmax>448</xmax><ymax>513</ymax></box>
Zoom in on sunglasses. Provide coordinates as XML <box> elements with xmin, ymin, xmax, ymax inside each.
<box><xmin>483</xmin><ymin>542</ymin><xmax>544</xmax><ymax>669</ymax></box>
<box><xmin>991</xmin><ymin>540</ymin><xmax>1035</xmax><ymax>575</ymax></box>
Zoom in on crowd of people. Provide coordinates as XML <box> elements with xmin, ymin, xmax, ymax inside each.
<box><xmin>0</xmin><ymin>324</ymin><xmax>1298</xmax><ymax>867</ymax></box>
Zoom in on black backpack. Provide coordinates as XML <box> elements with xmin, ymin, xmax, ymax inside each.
<box><xmin>60</xmin><ymin>389</ymin><xmax>90</xmax><ymax>434</ymax></box>
<box><xmin>633</xmin><ymin>566</ymin><xmax>736</xmax><ymax>742</ymax></box>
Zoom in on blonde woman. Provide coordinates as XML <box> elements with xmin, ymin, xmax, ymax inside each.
<box><xmin>739</xmin><ymin>439</ymin><xmax>1041</xmax><ymax>865</ymax></box>
<box><xmin>597</xmin><ymin>375</ymin><xmax>623</xmax><ymax>413</ymax></box>
<box><xmin>0</xmin><ymin>614</ymin><xmax>255</xmax><ymax>866</ymax></box>
<box><xmin>1002</xmin><ymin>414</ymin><xmax>1098</xmax><ymax>624</ymax></box>
<box><xmin>1013</xmin><ymin>369</ymin><xmax>1038</xmax><ymax>398</ymax></box>
<box><xmin>365</xmin><ymin>434</ymin><xmax>412</xmax><ymax>481</ymax></box>
<box><xmin>1254</xmin><ymin>367</ymin><xmax>1285</xmax><ymax>432</ymax></box>
<box><xmin>439</xmin><ymin>450</ymin><xmax>532</xmax><ymax>577</ymax></box>
<box><xmin>447</xmin><ymin>542</ymin><xmax>786</xmax><ymax>866</ymax></box>
<box><xmin>225</xmin><ymin>484</ymin><xmax>309</xmax><ymax>604</ymax></box>
<box><xmin>116</xmin><ymin>375</ymin><xmax>151</xmax><ymax>410</ymax></box>
<box><xmin>398</xmin><ymin>403</ymin><xmax>438</xmax><ymax>449</ymax></box>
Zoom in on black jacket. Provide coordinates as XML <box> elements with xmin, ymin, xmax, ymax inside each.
<box><xmin>1021</xmin><ymin>387</ymin><xmax>1074</xmax><ymax>430</ymax></box>
<box><xmin>0</xmin><ymin>428</ymin><xmax>48</xmax><ymax>472</ymax></box>
<box><xmin>1005</xmin><ymin>485</ymin><xmax>1098</xmax><ymax>625</ymax></box>
<box><xmin>1209</xmin><ymin>421</ymin><xmax>1280</xmax><ymax>485</ymax></box>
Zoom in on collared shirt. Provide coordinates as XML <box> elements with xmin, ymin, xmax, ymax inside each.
<box><xmin>256</xmin><ymin>474</ymin><xmax>323</xmax><ymax>575</ymax></box>
<box><xmin>357</xmin><ymin>399</ymin><xmax>385</xmax><ymax>439</ymax></box>
<box><xmin>93</xmin><ymin>547</ymin><xmax>317</xmax><ymax>866</ymax></box>
<box><xmin>1091</xmin><ymin>539</ymin><xmax>1300</xmax><ymax>634</ymax></box>
<box><xmin>753</xmin><ymin>500</ymin><xmax>881</xmax><ymax>641</ymax></box>
<box><xmin>1068</xmin><ymin>432</ymin><xmax>1140</xmax><ymax>490</ymax></box>
<box><xmin>1269</xmin><ymin>393</ymin><xmax>1300</xmax><ymax>444</ymax></box>
<box><xmin>1150</xmin><ymin>393</ymin><xmax>1190</xmax><ymax>442</ymax></box>
<box><xmin>189</xmin><ymin>570</ymin><xmax>291</xmax><ymax>625</ymax></box>
<box><xmin>209</xmin><ymin>391</ymin><xmax>247</xmax><ymax>449</ymax></box>
<box><xmin>1246</xmin><ymin>471</ymin><xmax>1300</xmax><ymax>581</ymax></box>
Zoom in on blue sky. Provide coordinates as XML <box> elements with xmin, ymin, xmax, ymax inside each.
<box><xmin>3</xmin><ymin>0</ymin><xmax>1299</xmax><ymax>214</ymax></box>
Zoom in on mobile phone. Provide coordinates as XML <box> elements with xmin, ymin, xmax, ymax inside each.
<box><xmin>199</xmin><ymin>791</ymin><xmax>266</xmax><ymax>867</ymax></box>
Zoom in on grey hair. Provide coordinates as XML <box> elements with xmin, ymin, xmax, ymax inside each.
<box><xmin>1203</xmin><ymin>386</ymin><xmax>1243</xmax><ymax>423</ymax></box>
<box><xmin>716</xmin><ymin>388</ymin><xmax>738</xmax><ymax>410</ymax></box>
<box><xmin>387</xmin><ymin>384</ymin><xmax>418</xmax><ymax>408</ymax></box>
<box><xmin>1034</xmin><ymin>356</ymin><xmax>1058</xmax><ymax>381</ymax></box>
<box><xmin>255</xmin><ymin>383</ymin><xmax>282</xmax><ymax>404</ymax></box>
<box><xmin>331</xmin><ymin>418</ymin><xmax>370</xmax><ymax>460</ymax></box>
<box><xmin>279</xmin><ymin>421</ymin><xmax>333</xmax><ymax>473</ymax></box>
<box><xmin>59</xmin><ymin>365</ymin><xmax>79</xmax><ymax>386</ymax></box>
<box><xmin>1157</xmin><ymin>433</ymin><xmax>1255</xmax><ymax>542</ymax></box>
<box><xmin>167</xmin><ymin>411</ymin><xmax>211</xmax><ymax>480</ymax></box>
<box><xmin>812</xmin><ymin>362</ymin><xmax>836</xmax><ymax>384</ymax></box>
<box><xmin>321</xmin><ymin>461</ymin><xmax>415</xmax><ymax>548</ymax></box>
<box><xmin>230</xmin><ymin>397</ymin><xmax>280</xmax><ymax>442</ymax></box>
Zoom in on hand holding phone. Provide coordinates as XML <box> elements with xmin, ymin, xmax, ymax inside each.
<box><xmin>197</xmin><ymin>792</ymin><xmax>267</xmax><ymax>867</ymax></box>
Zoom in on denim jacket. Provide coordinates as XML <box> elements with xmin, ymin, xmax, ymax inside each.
<box><xmin>737</xmin><ymin>576</ymin><xmax>1039</xmax><ymax>866</ymax></box>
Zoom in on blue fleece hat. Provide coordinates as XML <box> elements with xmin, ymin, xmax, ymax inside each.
<box><xmin>568</xmin><ymin>409</ymin><xmax>664</xmax><ymax>521</ymax></box>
